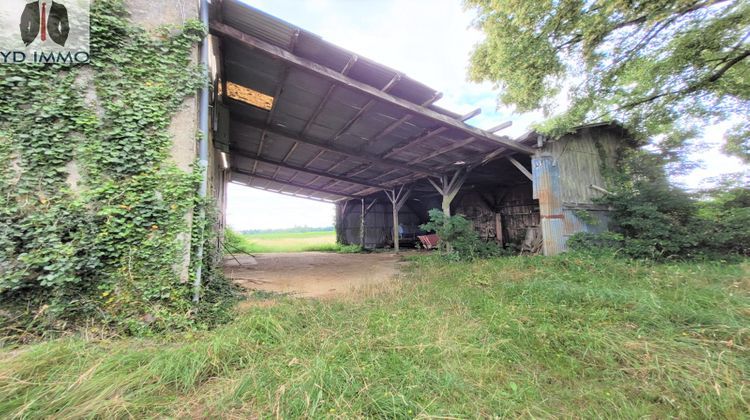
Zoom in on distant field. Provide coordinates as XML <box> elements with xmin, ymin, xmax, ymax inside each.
<box><xmin>229</xmin><ymin>230</ymin><xmax>358</xmax><ymax>253</ymax></box>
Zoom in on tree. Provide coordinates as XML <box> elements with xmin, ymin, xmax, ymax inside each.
<box><xmin>466</xmin><ymin>0</ymin><xmax>750</xmax><ymax>166</ymax></box>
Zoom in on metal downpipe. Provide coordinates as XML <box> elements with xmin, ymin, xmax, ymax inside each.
<box><xmin>193</xmin><ymin>0</ymin><xmax>210</xmax><ymax>303</ymax></box>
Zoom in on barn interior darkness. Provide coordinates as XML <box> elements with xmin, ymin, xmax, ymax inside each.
<box><xmin>338</xmin><ymin>154</ymin><xmax>537</xmax><ymax>249</ymax></box>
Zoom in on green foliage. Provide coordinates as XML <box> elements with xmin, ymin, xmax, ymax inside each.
<box><xmin>0</xmin><ymin>0</ymin><xmax>232</xmax><ymax>337</ymax></box>
<box><xmin>466</xmin><ymin>0</ymin><xmax>750</xmax><ymax>166</ymax></box>
<box><xmin>723</xmin><ymin>120</ymin><xmax>750</xmax><ymax>163</ymax></box>
<box><xmin>0</xmin><ymin>255</ymin><xmax>747</xmax><ymax>417</ymax></box>
<box><xmin>420</xmin><ymin>209</ymin><xmax>501</xmax><ymax>260</ymax></box>
<box><xmin>568</xmin><ymin>150</ymin><xmax>750</xmax><ymax>259</ymax></box>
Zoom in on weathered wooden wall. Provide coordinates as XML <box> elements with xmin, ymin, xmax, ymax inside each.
<box><xmin>544</xmin><ymin>127</ymin><xmax>621</xmax><ymax>205</ymax></box>
<box><xmin>536</xmin><ymin>126</ymin><xmax>624</xmax><ymax>254</ymax></box>
<box><xmin>338</xmin><ymin>201</ymin><xmax>421</xmax><ymax>248</ymax></box>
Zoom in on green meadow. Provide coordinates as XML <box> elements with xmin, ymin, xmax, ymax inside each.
<box><xmin>1</xmin><ymin>254</ymin><xmax>748</xmax><ymax>418</ymax></box>
<box><xmin>224</xmin><ymin>229</ymin><xmax>359</xmax><ymax>253</ymax></box>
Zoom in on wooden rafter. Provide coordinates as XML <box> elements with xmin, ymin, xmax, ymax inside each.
<box><xmin>381</xmin><ymin>108</ymin><xmax>481</xmax><ymax>160</ymax></box>
<box><xmin>233</xmin><ymin>169</ymin><xmax>357</xmax><ymax>199</ymax></box>
<box><xmin>230</xmin><ymin>112</ymin><xmax>434</xmax><ymax>176</ymax></box>
<box><xmin>302</xmin><ymin>54</ymin><xmax>358</xmax><ymax>136</ymax></box>
<box><xmin>333</xmin><ymin>73</ymin><xmax>401</xmax><ymax>142</ymax></box>
<box><xmin>368</xmin><ymin>92</ymin><xmax>443</xmax><ymax>144</ymax></box>
<box><xmin>410</xmin><ymin>121</ymin><xmax>512</xmax><ymax>166</ymax></box>
<box><xmin>231</xmin><ymin>147</ymin><xmax>389</xmax><ymax>190</ymax></box>
<box><xmin>507</xmin><ymin>156</ymin><xmax>533</xmax><ymax>181</ymax></box>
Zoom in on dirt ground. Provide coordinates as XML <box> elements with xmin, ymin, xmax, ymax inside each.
<box><xmin>224</xmin><ymin>252</ymin><xmax>407</xmax><ymax>299</ymax></box>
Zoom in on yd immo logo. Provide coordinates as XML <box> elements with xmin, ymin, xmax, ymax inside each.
<box><xmin>20</xmin><ymin>1</ymin><xmax>70</xmax><ymax>47</ymax></box>
<box><xmin>1</xmin><ymin>0</ymin><xmax>90</xmax><ymax>64</ymax></box>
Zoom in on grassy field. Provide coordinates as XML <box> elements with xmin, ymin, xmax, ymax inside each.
<box><xmin>226</xmin><ymin>230</ymin><xmax>359</xmax><ymax>253</ymax></box>
<box><xmin>1</xmin><ymin>254</ymin><xmax>748</xmax><ymax>418</ymax></box>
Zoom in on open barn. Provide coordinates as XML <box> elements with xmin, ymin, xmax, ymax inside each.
<box><xmin>208</xmin><ymin>0</ymin><xmax>633</xmax><ymax>255</ymax></box>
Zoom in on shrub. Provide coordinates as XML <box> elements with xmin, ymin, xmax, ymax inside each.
<box><xmin>569</xmin><ymin>149</ymin><xmax>749</xmax><ymax>260</ymax></box>
<box><xmin>420</xmin><ymin>209</ymin><xmax>501</xmax><ymax>260</ymax></box>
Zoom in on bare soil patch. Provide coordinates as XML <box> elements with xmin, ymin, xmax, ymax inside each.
<box><xmin>224</xmin><ymin>252</ymin><xmax>406</xmax><ymax>299</ymax></box>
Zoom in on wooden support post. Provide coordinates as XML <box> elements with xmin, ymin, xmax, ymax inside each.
<box><xmin>427</xmin><ymin>168</ymin><xmax>468</xmax><ymax>252</ymax></box>
<box><xmin>507</xmin><ymin>156</ymin><xmax>533</xmax><ymax>181</ymax></box>
<box><xmin>359</xmin><ymin>198</ymin><xmax>365</xmax><ymax>250</ymax></box>
<box><xmin>359</xmin><ymin>198</ymin><xmax>378</xmax><ymax>249</ymax></box>
<box><xmin>384</xmin><ymin>187</ymin><xmax>410</xmax><ymax>253</ymax></box>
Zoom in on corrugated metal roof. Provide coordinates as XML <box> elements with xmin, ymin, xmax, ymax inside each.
<box><xmin>213</xmin><ymin>0</ymin><xmax>532</xmax><ymax>201</ymax></box>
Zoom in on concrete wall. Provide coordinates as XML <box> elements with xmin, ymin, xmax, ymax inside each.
<box><xmin>125</xmin><ymin>0</ymin><xmax>200</xmax><ymax>173</ymax></box>
<box><xmin>124</xmin><ymin>0</ymin><xmax>227</xmax><ymax>276</ymax></box>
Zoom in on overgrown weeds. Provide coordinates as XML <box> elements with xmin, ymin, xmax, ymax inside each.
<box><xmin>1</xmin><ymin>254</ymin><xmax>747</xmax><ymax>418</ymax></box>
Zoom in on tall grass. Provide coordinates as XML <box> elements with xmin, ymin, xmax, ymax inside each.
<box><xmin>1</xmin><ymin>255</ymin><xmax>748</xmax><ymax>418</ymax></box>
<box><xmin>224</xmin><ymin>228</ymin><xmax>359</xmax><ymax>253</ymax></box>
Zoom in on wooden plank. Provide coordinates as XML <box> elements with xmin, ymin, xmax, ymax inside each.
<box><xmin>360</xmin><ymin>198</ymin><xmax>366</xmax><ymax>249</ymax></box>
<box><xmin>230</xmin><ymin>182</ymin><xmax>338</xmax><ymax>203</ymax></box>
<box><xmin>365</xmin><ymin>198</ymin><xmax>378</xmax><ymax>214</ymax></box>
<box><xmin>211</xmin><ymin>22</ymin><xmax>535</xmax><ymax>155</ymax></box>
<box><xmin>233</xmin><ymin>168</ymin><xmax>358</xmax><ymax>198</ymax></box>
<box><xmin>383</xmin><ymin>127</ymin><xmax>448</xmax><ymax>159</ymax></box>
<box><xmin>412</xmin><ymin>136</ymin><xmax>475</xmax><ymax>164</ymax></box>
<box><xmin>231</xmin><ymin>147</ymin><xmax>389</xmax><ymax>189</ymax></box>
<box><xmin>282</xmin><ymin>142</ymin><xmax>299</xmax><ymax>162</ymax></box>
<box><xmin>415</xmin><ymin>121</ymin><xmax>513</xmax><ymax>165</ymax></box>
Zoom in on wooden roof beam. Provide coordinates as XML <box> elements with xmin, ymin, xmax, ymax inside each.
<box><xmin>233</xmin><ymin>168</ymin><xmax>358</xmax><ymax>199</ymax></box>
<box><xmin>210</xmin><ymin>22</ymin><xmax>535</xmax><ymax>155</ymax></box>
<box><xmin>301</xmin><ymin>54</ymin><xmax>358</xmax><ymax>136</ymax></box>
<box><xmin>230</xmin><ymin>112</ymin><xmax>434</xmax><ymax>176</ymax></box>
<box><xmin>369</xmin><ymin>92</ymin><xmax>442</xmax><ymax>143</ymax></box>
<box><xmin>411</xmin><ymin>121</ymin><xmax>513</xmax><ymax>165</ymax></box>
<box><xmin>257</xmin><ymin>30</ymin><xmax>300</xmax><ymax>162</ymax></box>
<box><xmin>381</xmin><ymin>107</ymin><xmax>481</xmax><ymax>159</ymax></box>
<box><xmin>231</xmin><ymin>147</ymin><xmax>390</xmax><ymax>190</ymax></box>
<box><xmin>332</xmin><ymin>73</ymin><xmax>401</xmax><ymax>142</ymax></box>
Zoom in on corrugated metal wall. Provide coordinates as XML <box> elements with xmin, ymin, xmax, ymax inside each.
<box><xmin>339</xmin><ymin>201</ymin><xmax>421</xmax><ymax>248</ymax></box>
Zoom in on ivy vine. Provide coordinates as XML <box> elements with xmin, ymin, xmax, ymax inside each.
<box><xmin>0</xmin><ymin>0</ymin><xmax>234</xmax><ymax>337</ymax></box>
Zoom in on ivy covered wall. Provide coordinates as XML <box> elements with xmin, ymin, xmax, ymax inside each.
<box><xmin>0</xmin><ymin>0</ymin><xmax>233</xmax><ymax>336</ymax></box>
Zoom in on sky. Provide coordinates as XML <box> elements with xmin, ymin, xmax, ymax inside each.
<box><xmin>226</xmin><ymin>0</ymin><xmax>747</xmax><ymax>231</ymax></box>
